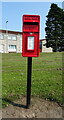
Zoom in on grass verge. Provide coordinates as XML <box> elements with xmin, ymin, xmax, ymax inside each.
<box><xmin>2</xmin><ymin>52</ymin><xmax>63</xmax><ymax>107</ymax></box>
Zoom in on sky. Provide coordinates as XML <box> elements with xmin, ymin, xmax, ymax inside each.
<box><xmin>0</xmin><ymin>1</ymin><xmax>62</xmax><ymax>39</ymax></box>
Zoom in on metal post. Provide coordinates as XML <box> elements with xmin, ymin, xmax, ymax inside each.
<box><xmin>26</xmin><ymin>57</ymin><xmax>32</xmax><ymax>108</ymax></box>
<box><xmin>6</xmin><ymin>21</ymin><xmax>8</xmax><ymax>53</ymax></box>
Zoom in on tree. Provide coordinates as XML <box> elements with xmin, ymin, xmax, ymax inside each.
<box><xmin>45</xmin><ymin>3</ymin><xmax>64</xmax><ymax>52</ymax></box>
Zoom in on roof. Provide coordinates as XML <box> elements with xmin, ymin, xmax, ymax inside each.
<box><xmin>40</xmin><ymin>39</ymin><xmax>46</xmax><ymax>41</ymax></box>
<box><xmin>0</xmin><ymin>29</ymin><xmax>22</xmax><ymax>35</ymax></box>
<box><xmin>0</xmin><ymin>29</ymin><xmax>45</xmax><ymax>40</ymax></box>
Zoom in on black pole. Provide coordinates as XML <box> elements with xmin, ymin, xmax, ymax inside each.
<box><xmin>26</xmin><ymin>57</ymin><xmax>32</xmax><ymax>108</ymax></box>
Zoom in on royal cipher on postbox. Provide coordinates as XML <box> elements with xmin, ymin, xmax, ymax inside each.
<box><xmin>22</xmin><ymin>14</ymin><xmax>40</xmax><ymax>57</ymax></box>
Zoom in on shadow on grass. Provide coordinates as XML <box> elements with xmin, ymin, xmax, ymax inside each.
<box><xmin>2</xmin><ymin>98</ymin><xmax>27</xmax><ymax>109</ymax></box>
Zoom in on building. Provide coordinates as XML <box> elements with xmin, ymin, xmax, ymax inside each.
<box><xmin>0</xmin><ymin>29</ymin><xmax>53</xmax><ymax>53</ymax></box>
<box><xmin>0</xmin><ymin>30</ymin><xmax>22</xmax><ymax>53</ymax></box>
<box><xmin>41</xmin><ymin>39</ymin><xmax>53</xmax><ymax>52</ymax></box>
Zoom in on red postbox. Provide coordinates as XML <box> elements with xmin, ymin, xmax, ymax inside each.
<box><xmin>22</xmin><ymin>15</ymin><xmax>40</xmax><ymax>57</ymax></box>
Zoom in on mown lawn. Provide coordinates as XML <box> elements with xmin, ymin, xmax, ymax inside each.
<box><xmin>2</xmin><ymin>52</ymin><xmax>63</xmax><ymax>107</ymax></box>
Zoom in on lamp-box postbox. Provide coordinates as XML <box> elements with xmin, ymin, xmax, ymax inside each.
<box><xmin>22</xmin><ymin>15</ymin><xmax>40</xmax><ymax>57</ymax></box>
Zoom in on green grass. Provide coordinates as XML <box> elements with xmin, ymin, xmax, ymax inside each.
<box><xmin>2</xmin><ymin>52</ymin><xmax>63</xmax><ymax>107</ymax></box>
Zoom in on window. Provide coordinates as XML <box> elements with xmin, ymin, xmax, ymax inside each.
<box><xmin>12</xmin><ymin>35</ymin><xmax>17</xmax><ymax>40</ymax></box>
<box><xmin>0</xmin><ymin>34</ymin><xmax>4</xmax><ymax>39</ymax></box>
<box><xmin>0</xmin><ymin>44</ymin><xmax>4</xmax><ymax>53</ymax></box>
<box><xmin>8</xmin><ymin>34</ymin><xmax>17</xmax><ymax>40</ymax></box>
<box><xmin>8</xmin><ymin>35</ymin><xmax>12</xmax><ymax>40</ymax></box>
<box><xmin>8</xmin><ymin>45</ymin><xmax>16</xmax><ymax>52</ymax></box>
<box><xmin>9</xmin><ymin>45</ymin><xmax>16</xmax><ymax>49</ymax></box>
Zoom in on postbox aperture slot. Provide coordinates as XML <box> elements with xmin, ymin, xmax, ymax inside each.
<box><xmin>24</xmin><ymin>22</ymin><xmax>38</xmax><ymax>25</ymax></box>
<box><xmin>23</xmin><ymin>22</ymin><xmax>39</xmax><ymax>32</ymax></box>
<box><xmin>27</xmin><ymin>36</ymin><xmax>35</xmax><ymax>51</ymax></box>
